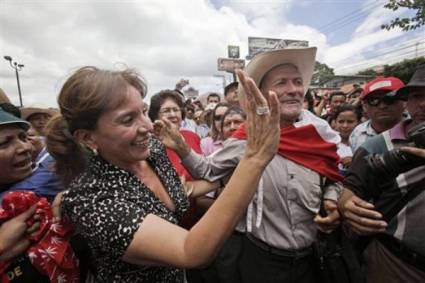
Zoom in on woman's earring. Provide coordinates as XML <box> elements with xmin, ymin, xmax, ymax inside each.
<box><xmin>91</xmin><ymin>148</ymin><xmax>98</xmax><ymax>156</ymax></box>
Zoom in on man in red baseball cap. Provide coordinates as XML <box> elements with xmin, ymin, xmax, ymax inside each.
<box><xmin>350</xmin><ymin>76</ymin><xmax>406</xmax><ymax>152</ymax></box>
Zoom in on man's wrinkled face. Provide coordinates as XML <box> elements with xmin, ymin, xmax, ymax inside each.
<box><xmin>260</xmin><ymin>64</ymin><xmax>304</xmax><ymax>126</ymax></box>
<box><xmin>407</xmin><ymin>88</ymin><xmax>425</xmax><ymax>125</ymax></box>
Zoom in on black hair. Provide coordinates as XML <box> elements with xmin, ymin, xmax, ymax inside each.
<box><xmin>329</xmin><ymin>91</ymin><xmax>346</xmax><ymax>102</ymax></box>
<box><xmin>148</xmin><ymin>89</ymin><xmax>185</xmax><ymax>121</ymax></box>
<box><xmin>333</xmin><ymin>103</ymin><xmax>361</xmax><ymax>121</ymax></box>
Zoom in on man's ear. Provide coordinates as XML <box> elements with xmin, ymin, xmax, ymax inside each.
<box><xmin>73</xmin><ymin>129</ymin><xmax>98</xmax><ymax>151</ymax></box>
<box><xmin>361</xmin><ymin>100</ymin><xmax>367</xmax><ymax>113</ymax></box>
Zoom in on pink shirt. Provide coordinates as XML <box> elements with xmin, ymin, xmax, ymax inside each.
<box><xmin>200</xmin><ymin>136</ymin><xmax>224</xmax><ymax>156</ymax></box>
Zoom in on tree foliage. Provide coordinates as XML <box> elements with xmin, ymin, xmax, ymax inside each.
<box><xmin>381</xmin><ymin>0</ymin><xmax>425</xmax><ymax>31</ymax></box>
<box><xmin>312</xmin><ymin>61</ymin><xmax>335</xmax><ymax>85</ymax></box>
<box><xmin>357</xmin><ymin>56</ymin><xmax>425</xmax><ymax>83</ymax></box>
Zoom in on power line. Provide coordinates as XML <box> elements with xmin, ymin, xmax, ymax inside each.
<box><xmin>338</xmin><ymin>49</ymin><xmax>425</xmax><ymax>71</ymax></box>
<box><xmin>338</xmin><ymin>45</ymin><xmax>425</xmax><ymax>70</ymax></box>
<box><xmin>319</xmin><ymin>2</ymin><xmax>386</xmax><ymax>34</ymax></box>
<box><xmin>318</xmin><ymin>1</ymin><xmax>384</xmax><ymax>31</ymax></box>
<box><xmin>335</xmin><ymin>40</ymin><xmax>425</xmax><ymax>65</ymax></box>
<box><xmin>337</xmin><ymin>48</ymin><xmax>425</xmax><ymax>73</ymax></box>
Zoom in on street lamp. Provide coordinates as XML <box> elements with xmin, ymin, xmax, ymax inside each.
<box><xmin>3</xmin><ymin>55</ymin><xmax>24</xmax><ymax>107</ymax></box>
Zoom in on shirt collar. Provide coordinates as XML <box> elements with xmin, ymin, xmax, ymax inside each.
<box><xmin>389</xmin><ymin>119</ymin><xmax>411</xmax><ymax>141</ymax></box>
<box><xmin>362</xmin><ymin>120</ymin><xmax>377</xmax><ymax>136</ymax></box>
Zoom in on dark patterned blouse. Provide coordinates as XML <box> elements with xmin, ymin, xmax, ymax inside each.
<box><xmin>61</xmin><ymin>137</ymin><xmax>189</xmax><ymax>282</ymax></box>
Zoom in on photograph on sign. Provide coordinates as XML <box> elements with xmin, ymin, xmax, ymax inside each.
<box><xmin>217</xmin><ymin>58</ymin><xmax>245</xmax><ymax>72</ymax></box>
<box><xmin>228</xmin><ymin>45</ymin><xmax>240</xmax><ymax>59</ymax></box>
<box><xmin>247</xmin><ymin>37</ymin><xmax>308</xmax><ymax>59</ymax></box>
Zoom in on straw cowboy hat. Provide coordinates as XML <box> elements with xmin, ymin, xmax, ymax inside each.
<box><xmin>0</xmin><ymin>88</ymin><xmax>11</xmax><ymax>104</ymax></box>
<box><xmin>21</xmin><ymin>107</ymin><xmax>58</xmax><ymax>121</ymax></box>
<box><xmin>240</xmin><ymin>47</ymin><xmax>317</xmax><ymax>94</ymax></box>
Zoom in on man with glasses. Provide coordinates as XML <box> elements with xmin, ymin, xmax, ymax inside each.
<box><xmin>350</xmin><ymin>77</ymin><xmax>406</xmax><ymax>153</ymax></box>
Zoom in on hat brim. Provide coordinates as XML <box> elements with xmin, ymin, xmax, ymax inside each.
<box><xmin>0</xmin><ymin>110</ymin><xmax>30</xmax><ymax>130</ymax></box>
<box><xmin>240</xmin><ymin>47</ymin><xmax>317</xmax><ymax>94</ymax></box>
<box><xmin>21</xmin><ymin>107</ymin><xmax>57</xmax><ymax>120</ymax></box>
<box><xmin>396</xmin><ymin>84</ymin><xmax>425</xmax><ymax>97</ymax></box>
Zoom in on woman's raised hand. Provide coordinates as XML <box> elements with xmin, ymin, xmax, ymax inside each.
<box><xmin>236</xmin><ymin>69</ymin><xmax>280</xmax><ymax>166</ymax></box>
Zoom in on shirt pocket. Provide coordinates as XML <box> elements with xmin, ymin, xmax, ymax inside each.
<box><xmin>286</xmin><ymin>162</ymin><xmax>322</xmax><ymax>225</ymax></box>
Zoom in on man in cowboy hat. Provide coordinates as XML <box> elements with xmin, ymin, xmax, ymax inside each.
<box><xmin>158</xmin><ymin>47</ymin><xmax>343</xmax><ymax>283</ymax></box>
<box><xmin>21</xmin><ymin>107</ymin><xmax>57</xmax><ymax>136</ymax></box>
<box><xmin>339</xmin><ymin>65</ymin><xmax>425</xmax><ymax>281</ymax></box>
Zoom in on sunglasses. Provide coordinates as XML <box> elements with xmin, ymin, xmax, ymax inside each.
<box><xmin>365</xmin><ymin>96</ymin><xmax>401</xmax><ymax>107</ymax></box>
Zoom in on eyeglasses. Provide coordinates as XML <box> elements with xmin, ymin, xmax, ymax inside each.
<box><xmin>159</xmin><ymin>107</ymin><xmax>181</xmax><ymax>115</ymax></box>
<box><xmin>365</xmin><ymin>96</ymin><xmax>400</xmax><ymax>107</ymax></box>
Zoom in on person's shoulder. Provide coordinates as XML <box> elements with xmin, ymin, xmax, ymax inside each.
<box><xmin>223</xmin><ymin>137</ymin><xmax>246</xmax><ymax>147</ymax></box>
<box><xmin>181</xmin><ymin>129</ymin><xmax>201</xmax><ymax>141</ymax></box>
<box><xmin>358</xmin><ymin>132</ymin><xmax>387</xmax><ymax>154</ymax></box>
<box><xmin>353</xmin><ymin>120</ymin><xmax>369</xmax><ymax>133</ymax></box>
<box><xmin>300</xmin><ymin>109</ymin><xmax>328</xmax><ymax>125</ymax></box>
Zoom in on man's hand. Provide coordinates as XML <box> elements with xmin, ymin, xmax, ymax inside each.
<box><xmin>314</xmin><ymin>200</ymin><xmax>340</xmax><ymax>233</ymax></box>
<box><xmin>338</xmin><ymin>189</ymin><xmax>387</xmax><ymax>235</ymax></box>
<box><xmin>153</xmin><ymin>118</ymin><xmax>191</xmax><ymax>158</ymax></box>
<box><xmin>0</xmin><ymin>206</ymin><xmax>37</xmax><ymax>259</ymax></box>
<box><xmin>175</xmin><ymin>79</ymin><xmax>189</xmax><ymax>91</ymax></box>
<box><xmin>340</xmin><ymin>156</ymin><xmax>352</xmax><ymax>168</ymax></box>
<box><xmin>0</xmin><ymin>238</ymin><xmax>31</xmax><ymax>261</ymax></box>
<box><xmin>400</xmin><ymin>146</ymin><xmax>425</xmax><ymax>158</ymax></box>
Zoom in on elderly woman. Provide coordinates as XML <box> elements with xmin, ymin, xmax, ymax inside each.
<box><xmin>148</xmin><ymin>90</ymin><xmax>204</xmax><ymax>232</ymax></box>
<box><xmin>45</xmin><ymin>66</ymin><xmax>279</xmax><ymax>282</ymax></box>
<box><xmin>148</xmin><ymin>90</ymin><xmax>202</xmax><ymax>181</ymax></box>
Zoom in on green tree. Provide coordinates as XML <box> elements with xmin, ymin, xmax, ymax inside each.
<box><xmin>312</xmin><ymin>61</ymin><xmax>335</xmax><ymax>85</ymax></box>
<box><xmin>381</xmin><ymin>0</ymin><xmax>425</xmax><ymax>31</ymax></box>
<box><xmin>383</xmin><ymin>56</ymin><xmax>425</xmax><ymax>82</ymax></box>
<box><xmin>357</xmin><ymin>69</ymin><xmax>379</xmax><ymax>76</ymax></box>
<box><xmin>356</xmin><ymin>56</ymin><xmax>425</xmax><ymax>83</ymax></box>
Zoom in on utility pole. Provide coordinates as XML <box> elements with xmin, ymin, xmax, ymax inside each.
<box><xmin>3</xmin><ymin>56</ymin><xmax>24</xmax><ymax>107</ymax></box>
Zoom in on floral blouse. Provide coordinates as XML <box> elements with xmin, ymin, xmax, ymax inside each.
<box><xmin>61</xmin><ymin>137</ymin><xmax>189</xmax><ymax>282</ymax></box>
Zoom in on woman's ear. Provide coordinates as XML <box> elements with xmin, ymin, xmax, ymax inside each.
<box><xmin>73</xmin><ymin>129</ymin><xmax>98</xmax><ymax>151</ymax></box>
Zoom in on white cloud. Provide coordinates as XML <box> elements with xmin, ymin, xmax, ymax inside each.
<box><xmin>0</xmin><ymin>0</ymin><xmax>422</xmax><ymax>108</ymax></box>
<box><xmin>324</xmin><ymin>1</ymin><xmax>424</xmax><ymax>74</ymax></box>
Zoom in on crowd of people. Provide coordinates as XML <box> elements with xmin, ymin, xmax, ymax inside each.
<box><xmin>0</xmin><ymin>46</ymin><xmax>424</xmax><ymax>283</ymax></box>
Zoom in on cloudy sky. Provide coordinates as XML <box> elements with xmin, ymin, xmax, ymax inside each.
<box><xmin>0</xmin><ymin>0</ymin><xmax>424</xmax><ymax>107</ymax></box>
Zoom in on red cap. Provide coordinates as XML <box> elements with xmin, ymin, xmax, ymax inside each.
<box><xmin>361</xmin><ymin>77</ymin><xmax>405</xmax><ymax>99</ymax></box>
